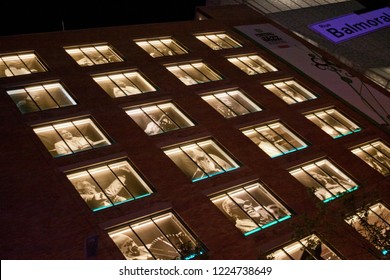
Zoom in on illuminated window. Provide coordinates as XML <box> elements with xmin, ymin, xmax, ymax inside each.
<box><xmin>166</xmin><ymin>62</ymin><xmax>222</xmax><ymax>85</ymax></box>
<box><xmin>305</xmin><ymin>108</ymin><xmax>361</xmax><ymax>139</ymax></box>
<box><xmin>136</xmin><ymin>38</ymin><xmax>187</xmax><ymax>58</ymax></box>
<box><xmin>7</xmin><ymin>82</ymin><xmax>76</xmax><ymax>114</ymax></box>
<box><xmin>125</xmin><ymin>102</ymin><xmax>195</xmax><ymax>136</ymax></box>
<box><xmin>163</xmin><ymin>139</ymin><xmax>239</xmax><ymax>182</ymax></box>
<box><xmin>0</xmin><ymin>53</ymin><xmax>47</xmax><ymax>77</ymax></box>
<box><xmin>345</xmin><ymin>202</ymin><xmax>390</xmax><ymax>256</ymax></box>
<box><xmin>289</xmin><ymin>159</ymin><xmax>359</xmax><ymax>203</ymax></box>
<box><xmin>227</xmin><ymin>55</ymin><xmax>277</xmax><ymax>75</ymax></box>
<box><xmin>263</xmin><ymin>80</ymin><xmax>317</xmax><ymax>104</ymax></box>
<box><xmin>65</xmin><ymin>45</ymin><xmax>123</xmax><ymax>66</ymax></box>
<box><xmin>108</xmin><ymin>212</ymin><xmax>204</xmax><ymax>260</ymax></box>
<box><xmin>33</xmin><ymin>117</ymin><xmax>111</xmax><ymax>157</ymax></box>
<box><xmin>195</xmin><ymin>33</ymin><xmax>242</xmax><ymax>50</ymax></box>
<box><xmin>93</xmin><ymin>71</ymin><xmax>156</xmax><ymax>98</ymax></box>
<box><xmin>242</xmin><ymin>122</ymin><xmax>308</xmax><ymax>158</ymax></box>
<box><xmin>201</xmin><ymin>89</ymin><xmax>262</xmax><ymax>118</ymax></box>
<box><xmin>66</xmin><ymin>159</ymin><xmax>153</xmax><ymax>211</ymax></box>
<box><xmin>266</xmin><ymin>234</ymin><xmax>341</xmax><ymax>260</ymax></box>
<box><xmin>210</xmin><ymin>182</ymin><xmax>291</xmax><ymax>236</ymax></box>
<box><xmin>351</xmin><ymin>140</ymin><xmax>390</xmax><ymax>176</ymax></box>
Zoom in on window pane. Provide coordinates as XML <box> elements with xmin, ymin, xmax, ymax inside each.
<box><xmin>228</xmin><ymin>55</ymin><xmax>277</xmax><ymax>75</ymax></box>
<box><xmin>65</xmin><ymin>45</ymin><xmax>123</xmax><ymax>66</ymax></box>
<box><xmin>351</xmin><ymin>140</ymin><xmax>390</xmax><ymax>176</ymax></box>
<box><xmin>108</xmin><ymin>212</ymin><xmax>203</xmax><ymax>260</ymax></box>
<box><xmin>166</xmin><ymin>62</ymin><xmax>222</xmax><ymax>85</ymax></box>
<box><xmin>0</xmin><ymin>53</ymin><xmax>46</xmax><ymax>77</ymax></box>
<box><xmin>33</xmin><ymin>118</ymin><xmax>111</xmax><ymax>157</ymax></box>
<box><xmin>136</xmin><ymin>38</ymin><xmax>187</xmax><ymax>57</ymax></box>
<box><xmin>7</xmin><ymin>82</ymin><xmax>76</xmax><ymax>114</ymax></box>
<box><xmin>196</xmin><ymin>33</ymin><xmax>242</xmax><ymax>50</ymax></box>
<box><xmin>345</xmin><ymin>202</ymin><xmax>390</xmax><ymax>255</ymax></box>
<box><xmin>126</xmin><ymin>102</ymin><xmax>194</xmax><ymax>136</ymax></box>
<box><xmin>305</xmin><ymin>108</ymin><xmax>361</xmax><ymax>138</ymax></box>
<box><xmin>66</xmin><ymin>160</ymin><xmax>153</xmax><ymax>211</ymax></box>
<box><xmin>290</xmin><ymin>159</ymin><xmax>359</xmax><ymax>203</ymax></box>
<box><xmin>93</xmin><ymin>71</ymin><xmax>156</xmax><ymax>98</ymax></box>
<box><xmin>210</xmin><ymin>182</ymin><xmax>291</xmax><ymax>235</ymax></box>
<box><xmin>164</xmin><ymin>140</ymin><xmax>239</xmax><ymax>182</ymax></box>
<box><xmin>264</xmin><ymin>80</ymin><xmax>317</xmax><ymax>104</ymax></box>
<box><xmin>242</xmin><ymin>122</ymin><xmax>307</xmax><ymax>158</ymax></box>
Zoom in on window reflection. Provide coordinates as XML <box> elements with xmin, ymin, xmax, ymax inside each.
<box><xmin>305</xmin><ymin>108</ymin><xmax>361</xmax><ymax>139</ymax></box>
<box><xmin>345</xmin><ymin>202</ymin><xmax>390</xmax><ymax>256</ymax></box>
<box><xmin>164</xmin><ymin>139</ymin><xmax>239</xmax><ymax>182</ymax></box>
<box><xmin>166</xmin><ymin>62</ymin><xmax>222</xmax><ymax>86</ymax></box>
<box><xmin>65</xmin><ymin>45</ymin><xmax>123</xmax><ymax>66</ymax></box>
<box><xmin>351</xmin><ymin>140</ymin><xmax>390</xmax><ymax>176</ymax></box>
<box><xmin>228</xmin><ymin>55</ymin><xmax>277</xmax><ymax>75</ymax></box>
<box><xmin>242</xmin><ymin>122</ymin><xmax>308</xmax><ymax>158</ymax></box>
<box><xmin>201</xmin><ymin>89</ymin><xmax>262</xmax><ymax>118</ymax></box>
<box><xmin>267</xmin><ymin>234</ymin><xmax>341</xmax><ymax>260</ymax></box>
<box><xmin>0</xmin><ymin>53</ymin><xmax>47</xmax><ymax>77</ymax></box>
<box><xmin>136</xmin><ymin>38</ymin><xmax>187</xmax><ymax>58</ymax></box>
<box><xmin>108</xmin><ymin>212</ymin><xmax>203</xmax><ymax>260</ymax></box>
<box><xmin>195</xmin><ymin>33</ymin><xmax>242</xmax><ymax>50</ymax></box>
<box><xmin>33</xmin><ymin>118</ymin><xmax>111</xmax><ymax>157</ymax></box>
<box><xmin>211</xmin><ymin>182</ymin><xmax>291</xmax><ymax>236</ymax></box>
<box><xmin>7</xmin><ymin>82</ymin><xmax>76</xmax><ymax>113</ymax></box>
<box><xmin>93</xmin><ymin>71</ymin><xmax>156</xmax><ymax>98</ymax></box>
<box><xmin>125</xmin><ymin>102</ymin><xmax>195</xmax><ymax>135</ymax></box>
<box><xmin>264</xmin><ymin>80</ymin><xmax>317</xmax><ymax>104</ymax></box>
<box><xmin>290</xmin><ymin>159</ymin><xmax>358</xmax><ymax>203</ymax></box>
<box><xmin>66</xmin><ymin>160</ymin><xmax>153</xmax><ymax>211</ymax></box>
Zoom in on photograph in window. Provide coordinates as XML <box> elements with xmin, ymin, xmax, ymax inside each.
<box><xmin>33</xmin><ymin>118</ymin><xmax>111</xmax><ymax>157</ymax></box>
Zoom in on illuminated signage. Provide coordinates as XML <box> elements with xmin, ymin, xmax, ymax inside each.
<box><xmin>309</xmin><ymin>7</ymin><xmax>390</xmax><ymax>43</ymax></box>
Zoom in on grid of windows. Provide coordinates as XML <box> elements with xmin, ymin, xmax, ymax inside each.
<box><xmin>7</xmin><ymin>82</ymin><xmax>76</xmax><ymax>113</ymax></box>
<box><xmin>0</xmin><ymin>53</ymin><xmax>46</xmax><ymax>77</ymax></box>
<box><xmin>227</xmin><ymin>55</ymin><xmax>277</xmax><ymax>75</ymax></box>
<box><xmin>164</xmin><ymin>139</ymin><xmax>239</xmax><ymax>182</ymax></box>
<box><xmin>125</xmin><ymin>102</ymin><xmax>195</xmax><ymax>136</ymax></box>
<box><xmin>345</xmin><ymin>202</ymin><xmax>390</xmax><ymax>256</ymax></box>
<box><xmin>351</xmin><ymin>140</ymin><xmax>390</xmax><ymax>176</ymax></box>
<box><xmin>242</xmin><ymin>122</ymin><xmax>308</xmax><ymax>158</ymax></box>
<box><xmin>65</xmin><ymin>45</ymin><xmax>123</xmax><ymax>66</ymax></box>
<box><xmin>66</xmin><ymin>159</ymin><xmax>153</xmax><ymax>211</ymax></box>
<box><xmin>263</xmin><ymin>80</ymin><xmax>317</xmax><ymax>104</ymax></box>
<box><xmin>289</xmin><ymin>159</ymin><xmax>359</xmax><ymax>203</ymax></box>
<box><xmin>195</xmin><ymin>33</ymin><xmax>242</xmax><ymax>50</ymax></box>
<box><xmin>201</xmin><ymin>89</ymin><xmax>262</xmax><ymax>118</ymax></box>
<box><xmin>305</xmin><ymin>108</ymin><xmax>361</xmax><ymax>139</ymax></box>
<box><xmin>33</xmin><ymin>118</ymin><xmax>111</xmax><ymax>157</ymax></box>
<box><xmin>108</xmin><ymin>212</ymin><xmax>204</xmax><ymax>260</ymax></box>
<box><xmin>136</xmin><ymin>38</ymin><xmax>188</xmax><ymax>57</ymax></box>
<box><xmin>93</xmin><ymin>71</ymin><xmax>156</xmax><ymax>98</ymax></box>
<box><xmin>266</xmin><ymin>234</ymin><xmax>341</xmax><ymax>260</ymax></box>
<box><xmin>210</xmin><ymin>182</ymin><xmax>291</xmax><ymax>236</ymax></box>
<box><xmin>166</xmin><ymin>62</ymin><xmax>222</xmax><ymax>85</ymax></box>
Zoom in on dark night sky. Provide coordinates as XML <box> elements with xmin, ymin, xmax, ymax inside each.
<box><xmin>0</xmin><ymin>1</ymin><xmax>207</xmax><ymax>36</ymax></box>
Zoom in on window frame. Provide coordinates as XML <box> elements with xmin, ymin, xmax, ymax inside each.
<box><xmin>33</xmin><ymin>116</ymin><xmax>112</xmax><ymax>157</ymax></box>
<box><xmin>166</xmin><ymin>61</ymin><xmax>223</xmax><ymax>85</ymax></box>
<box><xmin>64</xmin><ymin>44</ymin><xmax>123</xmax><ymax>66</ymax></box>
<box><xmin>0</xmin><ymin>52</ymin><xmax>47</xmax><ymax>78</ymax></box>
<box><xmin>163</xmin><ymin>138</ymin><xmax>240</xmax><ymax>182</ymax></box>
<box><xmin>351</xmin><ymin>140</ymin><xmax>390</xmax><ymax>176</ymax></box>
<box><xmin>263</xmin><ymin>79</ymin><xmax>318</xmax><ymax>104</ymax></box>
<box><xmin>125</xmin><ymin>101</ymin><xmax>196</xmax><ymax>136</ymax></box>
<box><xmin>304</xmin><ymin>107</ymin><xmax>361</xmax><ymax>139</ymax></box>
<box><xmin>210</xmin><ymin>182</ymin><xmax>292</xmax><ymax>236</ymax></box>
<box><xmin>7</xmin><ymin>81</ymin><xmax>77</xmax><ymax>113</ymax></box>
<box><xmin>227</xmin><ymin>54</ymin><xmax>277</xmax><ymax>75</ymax></box>
<box><xmin>135</xmin><ymin>37</ymin><xmax>188</xmax><ymax>58</ymax></box>
<box><xmin>108</xmin><ymin>210</ymin><xmax>205</xmax><ymax>260</ymax></box>
<box><xmin>201</xmin><ymin>88</ymin><xmax>262</xmax><ymax>118</ymax></box>
<box><xmin>241</xmin><ymin>121</ymin><xmax>308</xmax><ymax>158</ymax></box>
<box><xmin>195</xmin><ymin>32</ymin><xmax>243</xmax><ymax>50</ymax></box>
<box><xmin>66</xmin><ymin>158</ymin><xmax>154</xmax><ymax>211</ymax></box>
<box><xmin>289</xmin><ymin>158</ymin><xmax>359</xmax><ymax>203</ymax></box>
